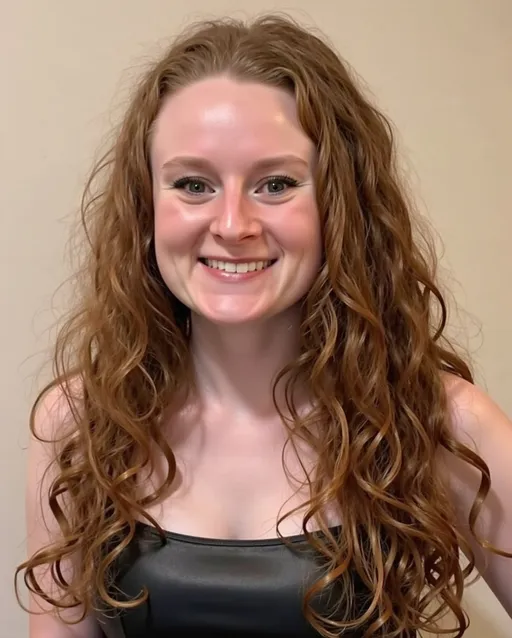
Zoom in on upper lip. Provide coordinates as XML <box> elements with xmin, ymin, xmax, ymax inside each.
<box><xmin>199</xmin><ymin>257</ymin><xmax>277</xmax><ymax>263</ymax></box>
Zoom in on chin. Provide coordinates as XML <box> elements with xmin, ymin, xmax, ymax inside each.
<box><xmin>192</xmin><ymin>304</ymin><xmax>279</xmax><ymax>327</ymax></box>
<box><xmin>198</xmin><ymin>312</ymin><xmax>269</xmax><ymax>326</ymax></box>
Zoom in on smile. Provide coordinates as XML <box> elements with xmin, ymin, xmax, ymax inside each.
<box><xmin>198</xmin><ymin>258</ymin><xmax>277</xmax><ymax>274</ymax></box>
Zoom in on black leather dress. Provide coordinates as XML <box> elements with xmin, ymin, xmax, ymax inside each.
<box><xmin>96</xmin><ymin>521</ymin><xmax>415</xmax><ymax>637</ymax></box>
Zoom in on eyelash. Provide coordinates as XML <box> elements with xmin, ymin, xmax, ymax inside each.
<box><xmin>169</xmin><ymin>174</ymin><xmax>300</xmax><ymax>195</ymax></box>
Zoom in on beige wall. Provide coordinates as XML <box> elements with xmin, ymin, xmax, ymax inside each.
<box><xmin>2</xmin><ymin>1</ymin><xmax>511</xmax><ymax>636</ymax></box>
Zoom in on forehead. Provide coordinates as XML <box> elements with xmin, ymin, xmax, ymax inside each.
<box><xmin>150</xmin><ymin>77</ymin><xmax>314</xmax><ymax>165</ymax></box>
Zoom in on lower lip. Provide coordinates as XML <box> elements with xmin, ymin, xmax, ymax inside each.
<box><xmin>198</xmin><ymin>261</ymin><xmax>276</xmax><ymax>281</ymax></box>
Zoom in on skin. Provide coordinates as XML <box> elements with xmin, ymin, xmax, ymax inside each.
<box><xmin>151</xmin><ymin>77</ymin><xmax>322</xmax><ymax>328</ymax></box>
<box><xmin>143</xmin><ymin>78</ymin><xmax>328</xmax><ymax>539</ymax></box>
<box><xmin>439</xmin><ymin>375</ymin><xmax>512</xmax><ymax>616</ymax></box>
<box><xmin>150</xmin><ymin>77</ymin><xmax>322</xmax><ymax>417</ymax></box>
<box><xmin>25</xmin><ymin>77</ymin><xmax>512</xmax><ymax>637</ymax></box>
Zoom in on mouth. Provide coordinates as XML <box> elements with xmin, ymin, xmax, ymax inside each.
<box><xmin>198</xmin><ymin>258</ymin><xmax>278</xmax><ymax>274</ymax></box>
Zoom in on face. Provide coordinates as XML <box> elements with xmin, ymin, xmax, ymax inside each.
<box><xmin>150</xmin><ymin>76</ymin><xmax>322</xmax><ymax>326</ymax></box>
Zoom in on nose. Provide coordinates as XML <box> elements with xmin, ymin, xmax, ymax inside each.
<box><xmin>209</xmin><ymin>187</ymin><xmax>262</xmax><ymax>242</ymax></box>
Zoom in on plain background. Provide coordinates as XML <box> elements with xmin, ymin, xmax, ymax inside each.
<box><xmin>2</xmin><ymin>1</ymin><xmax>511</xmax><ymax>636</ymax></box>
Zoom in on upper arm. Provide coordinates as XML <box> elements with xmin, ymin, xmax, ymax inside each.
<box><xmin>25</xmin><ymin>385</ymin><xmax>102</xmax><ymax>638</ymax></box>
<box><xmin>439</xmin><ymin>375</ymin><xmax>512</xmax><ymax>617</ymax></box>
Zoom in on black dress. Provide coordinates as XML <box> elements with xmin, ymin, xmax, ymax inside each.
<box><xmin>96</xmin><ymin>521</ymin><xmax>415</xmax><ymax>637</ymax></box>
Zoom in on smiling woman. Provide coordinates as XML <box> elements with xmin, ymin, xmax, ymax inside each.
<box><xmin>151</xmin><ymin>77</ymin><xmax>321</xmax><ymax>325</ymax></box>
<box><xmin>15</xmin><ymin>12</ymin><xmax>512</xmax><ymax>638</ymax></box>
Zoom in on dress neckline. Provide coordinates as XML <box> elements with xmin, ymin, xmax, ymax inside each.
<box><xmin>135</xmin><ymin>520</ymin><xmax>342</xmax><ymax>548</ymax></box>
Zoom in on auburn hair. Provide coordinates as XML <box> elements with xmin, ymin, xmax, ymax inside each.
<box><xmin>16</xmin><ymin>13</ymin><xmax>503</xmax><ymax>637</ymax></box>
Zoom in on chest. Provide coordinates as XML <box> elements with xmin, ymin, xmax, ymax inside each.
<box><xmin>140</xmin><ymin>409</ymin><xmax>330</xmax><ymax>540</ymax></box>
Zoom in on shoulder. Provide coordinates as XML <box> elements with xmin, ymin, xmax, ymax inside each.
<box><xmin>439</xmin><ymin>372</ymin><xmax>512</xmax><ymax>504</ymax></box>
<box><xmin>442</xmin><ymin>373</ymin><xmax>511</xmax><ymax>442</ymax></box>
<box><xmin>31</xmin><ymin>378</ymin><xmax>83</xmax><ymax>443</ymax></box>
<box><xmin>439</xmin><ymin>373</ymin><xmax>512</xmax><ymax>614</ymax></box>
<box><xmin>25</xmin><ymin>380</ymin><xmax>101</xmax><ymax>638</ymax></box>
<box><xmin>27</xmin><ymin>379</ymin><xmax>83</xmax><ymax>500</ymax></box>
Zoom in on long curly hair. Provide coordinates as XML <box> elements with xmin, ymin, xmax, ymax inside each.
<box><xmin>15</xmin><ymin>13</ymin><xmax>503</xmax><ymax>637</ymax></box>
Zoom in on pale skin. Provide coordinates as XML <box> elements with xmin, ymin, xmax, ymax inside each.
<box><xmin>26</xmin><ymin>78</ymin><xmax>512</xmax><ymax>637</ymax></box>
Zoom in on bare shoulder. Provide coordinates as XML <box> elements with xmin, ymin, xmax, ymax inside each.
<box><xmin>27</xmin><ymin>381</ymin><xmax>81</xmax><ymax>519</ymax></box>
<box><xmin>439</xmin><ymin>371</ymin><xmax>512</xmax><ymax>510</ymax></box>
<box><xmin>25</xmin><ymin>380</ymin><xmax>101</xmax><ymax>638</ymax></box>
<box><xmin>31</xmin><ymin>379</ymin><xmax>82</xmax><ymax>442</ymax></box>
<box><xmin>439</xmin><ymin>372</ymin><xmax>512</xmax><ymax>615</ymax></box>
<box><xmin>442</xmin><ymin>373</ymin><xmax>511</xmax><ymax>445</ymax></box>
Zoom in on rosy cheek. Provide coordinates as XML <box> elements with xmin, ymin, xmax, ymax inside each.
<box><xmin>154</xmin><ymin>197</ymin><xmax>208</xmax><ymax>249</ymax></box>
<box><xmin>272</xmin><ymin>199</ymin><xmax>320</xmax><ymax>246</ymax></box>
<box><xmin>154</xmin><ymin>199</ymin><xmax>178</xmax><ymax>233</ymax></box>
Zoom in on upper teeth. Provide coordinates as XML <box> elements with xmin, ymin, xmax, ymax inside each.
<box><xmin>204</xmin><ymin>259</ymin><xmax>272</xmax><ymax>273</ymax></box>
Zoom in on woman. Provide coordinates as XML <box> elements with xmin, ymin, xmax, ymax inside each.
<box><xmin>16</xmin><ymin>13</ymin><xmax>512</xmax><ymax>638</ymax></box>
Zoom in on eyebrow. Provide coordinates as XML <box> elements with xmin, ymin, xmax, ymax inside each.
<box><xmin>160</xmin><ymin>154</ymin><xmax>310</xmax><ymax>173</ymax></box>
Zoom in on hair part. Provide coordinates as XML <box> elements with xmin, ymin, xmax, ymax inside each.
<box><xmin>16</xmin><ymin>13</ymin><xmax>499</xmax><ymax>637</ymax></box>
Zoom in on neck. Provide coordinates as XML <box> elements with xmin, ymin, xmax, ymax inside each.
<box><xmin>189</xmin><ymin>306</ymin><xmax>304</xmax><ymax>418</ymax></box>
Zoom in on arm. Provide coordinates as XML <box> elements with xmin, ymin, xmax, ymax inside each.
<box><xmin>439</xmin><ymin>375</ymin><xmax>512</xmax><ymax>617</ymax></box>
<box><xmin>25</xmin><ymin>386</ymin><xmax>103</xmax><ymax>638</ymax></box>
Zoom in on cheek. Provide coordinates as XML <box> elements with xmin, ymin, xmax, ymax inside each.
<box><xmin>273</xmin><ymin>199</ymin><xmax>322</xmax><ymax>260</ymax></box>
<box><xmin>154</xmin><ymin>198</ymin><xmax>206</xmax><ymax>254</ymax></box>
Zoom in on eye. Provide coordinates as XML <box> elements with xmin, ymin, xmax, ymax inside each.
<box><xmin>168</xmin><ymin>174</ymin><xmax>300</xmax><ymax>197</ymax></box>
<box><xmin>169</xmin><ymin>176</ymin><xmax>213</xmax><ymax>196</ymax></box>
<box><xmin>258</xmin><ymin>175</ymin><xmax>300</xmax><ymax>196</ymax></box>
